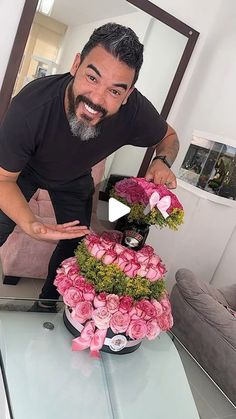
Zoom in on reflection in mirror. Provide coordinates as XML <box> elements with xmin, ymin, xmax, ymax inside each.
<box><xmin>105</xmin><ymin>16</ymin><xmax>189</xmax><ymax>183</ymax></box>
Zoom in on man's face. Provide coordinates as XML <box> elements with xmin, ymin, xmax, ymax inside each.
<box><xmin>65</xmin><ymin>46</ymin><xmax>135</xmax><ymax>139</ymax></box>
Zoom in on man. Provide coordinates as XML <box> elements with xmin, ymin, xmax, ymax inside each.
<box><xmin>0</xmin><ymin>23</ymin><xmax>179</xmax><ymax>310</ymax></box>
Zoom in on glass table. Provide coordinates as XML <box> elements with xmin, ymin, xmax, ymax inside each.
<box><xmin>0</xmin><ymin>298</ymin><xmax>202</xmax><ymax>419</ymax></box>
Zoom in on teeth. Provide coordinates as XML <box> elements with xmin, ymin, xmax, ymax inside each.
<box><xmin>84</xmin><ymin>103</ymin><xmax>98</xmax><ymax>114</ymax></box>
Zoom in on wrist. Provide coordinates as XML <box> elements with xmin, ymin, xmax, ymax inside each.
<box><xmin>152</xmin><ymin>155</ymin><xmax>172</xmax><ymax>168</ymax></box>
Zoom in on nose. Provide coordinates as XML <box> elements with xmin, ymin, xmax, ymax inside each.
<box><xmin>90</xmin><ymin>84</ymin><xmax>106</xmax><ymax>107</ymax></box>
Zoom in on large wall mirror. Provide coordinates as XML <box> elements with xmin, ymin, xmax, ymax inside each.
<box><xmin>0</xmin><ymin>0</ymin><xmax>199</xmax><ymax>199</ymax></box>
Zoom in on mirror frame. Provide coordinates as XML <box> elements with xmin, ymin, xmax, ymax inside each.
<box><xmin>0</xmin><ymin>0</ymin><xmax>199</xmax><ymax>183</ymax></box>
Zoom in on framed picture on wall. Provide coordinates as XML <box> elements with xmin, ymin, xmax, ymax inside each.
<box><xmin>178</xmin><ymin>130</ymin><xmax>236</xmax><ymax>200</ymax></box>
<box><xmin>35</xmin><ymin>65</ymin><xmax>47</xmax><ymax>78</ymax></box>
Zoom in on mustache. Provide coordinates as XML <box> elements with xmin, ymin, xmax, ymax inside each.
<box><xmin>75</xmin><ymin>95</ymin><xmax>107</xmax><ymax>118</ymax></box>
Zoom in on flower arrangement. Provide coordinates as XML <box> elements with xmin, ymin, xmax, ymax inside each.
<box><xmin>110</xmin><ymin>177</ymin><xmax>184</xmax><ymax>230</ymax></box>
<box><xmin>54</xmin><ymin>231</ymin><xmax>173</xmax><ymax>357</ymax></box>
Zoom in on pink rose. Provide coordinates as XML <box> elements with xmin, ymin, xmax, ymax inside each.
<box><xmin>72</xmin><ymin>301</ymin><xmax>93</xmax><ymax>323</ymax></box>
<box><xmin>92</xmin><ymin>307</ymin><xmax>112</xmax><ymax>329</ymax></box>
<box><xmin>61</xmin><ymin>256</ymin><xmax>78</xmax><ymax>269</ymax></box>
<box><xmin>157</xmin><ymin>314</ymin><xmax>172</xmax><ymax>331</ymax></box>
<box><xmin>135</xmin><ymin>300</ymin><xmax>157</xmax><ymax>320</ymax></box>
<box><xmin>114</xmin><ymin>255</ymin><xmax>129</xmax><ymax>271</ymax></box>
<box><xmin>119</xmin><ymin>296</ymin><xmax>134</xmax><ymax>313</ymax></box>
<box><xmin>151</xmin><ymin>299</ymin><xmax>163</xmax><ymax>317</ymax></box>
<box><xmin>138</xmin><ymin>245</ymin><xmax>154</xmax><ymax>257</ymax></box>
<box><xmin>100</xmin><ymin>238</ymin><xmax>114</xmax><ymax>250</ymax></box>
<box><xmin>93</xmin><ymin>292</ymin><xmax>107</xmax><ymax>308</ymax></box>
<box><xmin>56</xmin><ymin>277</ymin><xmax>73</xmax><ymax>295</ymax></box>
<box><xmin>114</xmin><ymin>243</ymin><xmax>125</xmax><ymax>255</ymax></box>
<box><xmin>89</xmin><ymin>242</ymin><xmax>106</xmax><ymax>259</ymax></box>
<box><xmin>54</xmin><ymin>272</ymin><xmax>66</xmax><ymax>287</ymax></box>
<box><xmin>73</xmin><ymin>275</ymin><xmax>86</xmax><ymax>291</ymax></box>
<box><xmin>100</xmin><ymin>231</ymin><xmax>123</xmax><ymax>244</ymax></box>
<box><xmin>121</xmin><ymin>249</ymin><xmax>136</xmax><ymax>261</ymax></box>
<box><xmin>135</xmin><ymin>253</ymin><xmax>150</xmax><ymax>264</ymax></box>
<box><xmin>158</xmin><ymin>262</ymin><xmax>167</xmax><ymax>276</ymax></box>
<box><xmin>102</xmin><ymin>249</ymin><xmax>117</xmax><ymax>265</ymax></box>
<box><xmin>65</xmin><ymin>267</ymin><xmax>81</xmax><ymax>281</ymax></box>
<box><xmin>123</xmin><ymin>262</ymin><xmax>140</xmax><ymax>278</ymax></box>
<box><xmin>83</xmin><ymin>282</ymin><xmax>95</xmax><ymax>301</ymax></box>
<box><xmin>128</xmin><ymin>187</ymin><xmax>144</xmax><ymax>204</ymax></box>
<box><xmin>106</xmin><ymin>294</ymin><xmax>120</xmax><ymax>313</ymax></box>
<box><xmin>149</xmin><ymin>254</ymin><xmax>161</xmax><ymax>265</ymax></box>
<box><xmin>63</xmin><ymin>287</ymin><xmax>83</xmax><ymax>307</ymax></box>
<box><xmin>85</xmin><ymin>234</ymin><xmax>100</xmax><ymax>251</ymax></box>
<box><xmin>114</xmin><ymin>178</ymin><xmax>134</xmax><ymax>199</ymax></box>
<box><xmin>160</xmin><ymin>298</ymin><xmax>172</xmax><ymax>315</ymax></box>
<box><xmin>110</xmin><ymin>311</ymin><xmax>131</xmax><ymax>334</ymax></box>
<box><xmin>146</xmin><ymin>319</ymin><xmax>161</xmax><ymax>340</ymax></box>
<box><xmin>146</xmin><ymin>264</ymin><xmax>164</xmax><ymax>281</ymax></box>
<box><xmin>136</xmin><ymin>265</ymin><xmax>149</xmax><ymax>277</ymax></box>
<box><xmin>127</xmin><ymin>319</ymin><xmax>147</xmax><ymax>340</ymax></box>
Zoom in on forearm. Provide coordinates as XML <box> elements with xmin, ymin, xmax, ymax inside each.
<box><xmin>154</xmin><ymin>126</ymin><xmax>179</xmax><ymax>166</ymax></box>
<box><xmin>0</xmin><ymin>181</ymin><xmax>36</xmax><ymax>229</ymax></box>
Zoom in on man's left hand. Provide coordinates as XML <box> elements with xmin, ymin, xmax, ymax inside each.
<box><xmin>145</xmin><ymin>159</ymin><xmax>177</xmax><ymax>189</ymax></box>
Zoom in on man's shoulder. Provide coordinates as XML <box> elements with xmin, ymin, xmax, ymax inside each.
<box><xmin>127</xmin><ymin>88</ymin><xmax>159</xmax><ymax>115</ymax></box>
<box><xmin>12</xmin><ymin>73</ymin><xmax>72</xmax><ymax>116</ymax></box>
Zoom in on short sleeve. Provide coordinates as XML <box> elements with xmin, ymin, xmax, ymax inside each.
<box><xmin>128</xmin><ymin>91</ymin><xmax>168</xmax><ymax>147</ymax></box>
<box><xmin>0</xmin><ymin>101</ymin><xmax>35</xmax><ymax>172</ymax></box>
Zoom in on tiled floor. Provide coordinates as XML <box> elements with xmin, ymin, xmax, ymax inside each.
<box><xmin>0</xmin><ymin>265</ymin><xmax>235</xmax><ymax>418</ymax></box>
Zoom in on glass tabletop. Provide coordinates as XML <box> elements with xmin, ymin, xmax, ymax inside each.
<box><xmin>0</xmin><ymin>297</ymin><xmax>202</xmax><ymax>419</ymax></box>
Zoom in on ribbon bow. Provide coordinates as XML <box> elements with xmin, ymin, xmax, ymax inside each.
<box><xmin>72</xmin><ymin>320</ymin><xmax>107</xmax><ymax>358</ymax></box>
<box><xmin>144</xmin><ymin>192</ymin><xmax>171</xmax><ymax>219</ymax></box>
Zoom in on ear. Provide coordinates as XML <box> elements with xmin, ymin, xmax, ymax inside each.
<box><xmin>70</xmin><ymin>53</ymin><xmax>81</xmax><ymax>76</ymax></box>
<box><xmin>122</xmin><ymin>87</ymin><xmax>134</xmax><ymax>105</ymax></box>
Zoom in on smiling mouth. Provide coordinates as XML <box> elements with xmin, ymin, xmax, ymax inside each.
<box><xmin>84</xmin><ymin>103</ymin><xmax>99</xmax><ymax>115</ymax></box>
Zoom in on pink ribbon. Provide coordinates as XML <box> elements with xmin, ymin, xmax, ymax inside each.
<box><xmin>149</xmin><ymin>192</ymin><xmax>171</xmax><ymax>219</ymax></box>
<box><xmin>72</xmin><ymin>320</ymin><xmax>107</xmax><ymax>358</ymax></box>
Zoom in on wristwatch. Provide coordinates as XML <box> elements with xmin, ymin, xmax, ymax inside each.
<box><xmin>152</xmin><ymin>155</ymin><xmax>171</xmax><ymax>168</ymax></box>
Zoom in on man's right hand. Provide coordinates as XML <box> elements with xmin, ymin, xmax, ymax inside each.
<box><xmin>25</xmin><ymin>220</ymin><xmax>90</xmax><ymax>241</ymax></box>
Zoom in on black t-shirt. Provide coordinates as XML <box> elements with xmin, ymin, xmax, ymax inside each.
<box><xmin>0</xmin><ymin>73</ymin><xmax>167</xmax><ymax>184</ymax></box>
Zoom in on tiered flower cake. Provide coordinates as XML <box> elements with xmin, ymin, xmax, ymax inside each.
<box><xmin>54</xmin><ymin>178</ymin><xmax>184</xmax><ymax>357</ymax></box>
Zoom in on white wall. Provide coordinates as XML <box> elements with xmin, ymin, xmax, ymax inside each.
<box><xmin>172</xmin><ymin>0</ymin><xmax>236</xmax><ymax>171</ymax></box>
<box><xmin>0</xmin><ymin>0</ymin><xmax>25</xmax><ymax>89</ymax></box>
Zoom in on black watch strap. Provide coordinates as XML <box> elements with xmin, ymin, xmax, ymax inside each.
<box><xmin>152</xmin><ymin>155</ymin><xmax>171</xmax><ymax>168</ymax></box>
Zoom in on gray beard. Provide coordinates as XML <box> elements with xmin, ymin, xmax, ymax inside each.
<box><xmin>67</xmin><ymin>112</ymin><xmax>100</xmax><ymax>141</ymax></box>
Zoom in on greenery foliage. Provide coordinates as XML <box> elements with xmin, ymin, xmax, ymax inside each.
<box><xmin>75</xmin><ymin>242</ymin><xmax>166</xmax><ymax>301</ymax></box>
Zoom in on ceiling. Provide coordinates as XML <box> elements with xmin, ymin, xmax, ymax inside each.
<box><xmin>50</xmin><ymin>0</ymin><xmax>137</xmax><ymax>26</ymax></box>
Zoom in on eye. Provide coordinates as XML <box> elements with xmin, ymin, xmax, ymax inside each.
<box><xmin>87</xmin><ymin>74</ymin><xmax>96</xmax><ymax>82</ymax></box>
<box><xmin>110</xmin><ymin>89</ymin><xmax>121</xmax><ymax>96</ymax></box>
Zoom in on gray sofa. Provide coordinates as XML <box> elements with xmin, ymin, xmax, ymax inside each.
<box><xmin>170</xmin><ymin>268</ymin><xmax>236</xmax><ymax>406</ymax></box>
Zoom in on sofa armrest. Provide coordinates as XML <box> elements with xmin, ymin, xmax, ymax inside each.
<box><xmin>218</xmin><ymin>284</ymin><xmax>236</xmax><ymax>310</ymax></box>
<box><xmin>175</xmin><ymin>268</ymin><xmax>228</xmax><ymax>306</ymax></box>
<box><xmin>174</xmin><ymin>269</ymin><xmax>236</xmax><ymax>347</ymax></box>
